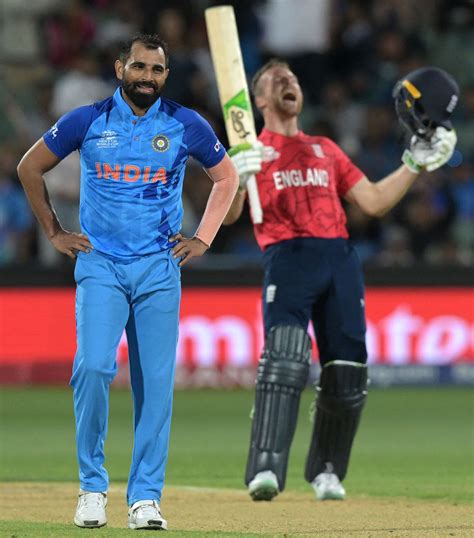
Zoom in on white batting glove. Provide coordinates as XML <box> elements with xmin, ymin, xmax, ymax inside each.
<box><xmin>228</xmin><ymin>141</ymin><xmax>263</xmax><ymax>191</ymax></box>
<box><xmin>402</xmin><ymin>127</ymin><xmax>457</xmax><ymax>173</ymax></box>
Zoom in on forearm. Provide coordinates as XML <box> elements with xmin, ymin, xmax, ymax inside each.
<box><xmin>372</xmin><ymin>164</ymin><xmax>419</xmax><ymax>216</ymax></box>
<box><xmin>194</xmin><ymin>173</ymin><xmax>239</xmax><ymax>246</ymax></box>
<box><xmin>223</xmin><ymin>190</ymin><xmax>246</xmax><ymax>225</ymax></box>
<box><xmin>348</xmin><ymin>164</ymin><xmax>420</xmax><ymax>218</ymax></box>
<box><xmin>17</xmin><ymin>164</ymin><xmax>62</xmax><ymax>239</ymax></box>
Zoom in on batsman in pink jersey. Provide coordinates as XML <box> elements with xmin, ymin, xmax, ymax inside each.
<box><xmin>224</xmin><ymin>60</ymin><xmax>458</xmax><ymax>501</ymax></box>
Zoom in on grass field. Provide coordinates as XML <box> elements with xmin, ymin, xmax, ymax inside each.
<box><xmin>1</xmin><ymin>386</ymin><xmax>473</xmax><ymax>536</ymax></box>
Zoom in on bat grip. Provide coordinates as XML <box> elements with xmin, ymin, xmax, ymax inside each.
<box><xmin>246</xmin><ymin>175</ymin><xmax>263</xmax><ymax>224</ymax></box>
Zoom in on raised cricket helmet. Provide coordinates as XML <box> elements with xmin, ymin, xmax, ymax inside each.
<box><xmin>393</xmin><ymin>67</ymin><xmax>459</xmax><ymax>139</ymax></box>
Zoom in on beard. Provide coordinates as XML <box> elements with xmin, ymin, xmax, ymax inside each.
<box><xmin>122</xmin><ymin>79</ymin><xmax>164</xmax><ymax>109</ymax></box>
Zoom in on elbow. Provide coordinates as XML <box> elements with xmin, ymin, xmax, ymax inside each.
<box><xmin>222</xmin><ymin>178</ymin><xmax>242</xmax><ymax>226</ymax></box>
<box><xmin>370</xmin><ymin>206</ymin><xmax>389</xmax><ymax>218</ymax></box>
<box><xmin>222</xmin><ymin>211</ymin><xmax>239</xmax><ymax>226</ymax></box>
<box><xmin>223</xmin><ymin>195</ymin><xmax>243</xmax><ymax>224</ymax></box>
<box><xmin>17</xmin><ymin>154</ymin><xmax>32</xmax><ymax>184</ymax></box>
<box><xmin>372</xmin><ymin>200</ymin><xmax>392</xmax><ymax>218</ymax></box>
<box><xmin>215</xmin><ymin>171</ymin><xmax>239</xmax><ymax>202</ymax></box>
<box><xmin>230</xmin><ymin>173</ymin><xmax>239</xmax><ymax>198</ymax></box>
<box><xmin>362</xmin><ymin>201</ymin><xmax>388</xmax><ymax>218</ymax></box>
<box><xmin>17</xmin><ymin>157</ymin><xmax>26</xmax><ymax>179</ymax></box>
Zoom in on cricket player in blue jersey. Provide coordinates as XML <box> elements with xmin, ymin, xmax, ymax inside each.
<box><xmin>17</xmin><ymin>34</ymin><xmax>238</xmax><ymax>530</ymax></box>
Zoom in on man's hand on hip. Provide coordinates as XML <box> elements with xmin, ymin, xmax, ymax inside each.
<box><xmin>228</xmin><ymin>142</ymin><xmax>264</xmax><ymax>192</ymax></box>
<box><xmin>50</xmin><ymin>230</ymin><xmax>93</xmax><ymax>259</ymax></box>
<box><xmin>170</xmin><ymin>233</ymin><xmax>209</xmax><ymax>267</ymax></box>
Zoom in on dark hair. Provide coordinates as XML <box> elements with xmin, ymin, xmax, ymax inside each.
<box><xmin>120</xmin><ymin>33</ymin><xmax>169</xmax><ymax>67</ymax></box>
<box><xmin>250</xmin><ymin>59</ymin><xmax>291</xmax><ymax>96</ymax></box>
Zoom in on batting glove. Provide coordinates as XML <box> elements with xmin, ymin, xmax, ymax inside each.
<box><xmin>402</xmin><ymin>126</ymin><xmax>457</xmax><ymax>173</ymax></box>
<box><xmin>228</xmin><ymin>141</ymin><xmax>263</xmax><ymax>191</ymax></box>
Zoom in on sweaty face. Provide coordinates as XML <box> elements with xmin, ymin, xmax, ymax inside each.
<box><xmin>257</xmin><ymin>66</ymin><xmax>303</xmax><ymax>117</ymax></box>
<box><xmin>116</xmin><ymin>42</ymin><xmax>169</xmax><ymax>110</ymax></box>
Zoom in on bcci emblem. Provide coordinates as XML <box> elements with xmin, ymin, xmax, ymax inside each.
<box><xmin>152</xmin><ymin>134</ymin><xmax>170</xmax><ymax>152</ymax></box>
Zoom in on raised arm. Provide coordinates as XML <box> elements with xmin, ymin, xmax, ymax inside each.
<box><xmin>17</xmin><ymin>139</ymin><xmax>93</xmax><ymax>258</ymax></box>
<box><xmin>346</xmin><ymin>127</ymin><xmax>457</xmax><ymax>218</ymax></box>
<box><xmin>345</xmin><ymin>165</ymin><xmax>418</xmax><ymax>217</ymax></box>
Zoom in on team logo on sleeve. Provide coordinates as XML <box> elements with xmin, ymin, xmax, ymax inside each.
<box><xmin>152</xmin><ymin>134</ymin><xmax>170</xmax><ymax>152</ymax></box>
<box><xmin>49</xmin><ymin>123</ymin><xmax>59</xmax><ymax>139</ymax></box>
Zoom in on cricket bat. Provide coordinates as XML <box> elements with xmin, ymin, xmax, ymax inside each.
<box><xmin>205</xmin><ymin>5</ymin><xmax>263</xmax><ymax>224</ymax></box>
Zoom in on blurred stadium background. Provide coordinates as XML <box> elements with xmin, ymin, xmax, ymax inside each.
<box><xmin>0</xmin><ymin>0</ymin><xmax>472</xmax><ymax>386</ymax></box>
<box><xmin>0</xmin><ymin>1</ymin><xmax>473</xmax><ymax>534</ymax></box>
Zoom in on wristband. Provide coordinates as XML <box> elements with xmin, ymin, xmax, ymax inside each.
<box><xmin>402</xmin><ymin>149</ymin><xmax>422</xmax><ymax>173</ymax></box>
<box><xmin>228</xmin><ymin>142</ymin><xmax>254</xmax><ymax>158</ymax></box>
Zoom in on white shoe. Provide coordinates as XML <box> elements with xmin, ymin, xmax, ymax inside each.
<box><xmin>311</xmin><ymin>472</ymin><xmax>346</xmax><ymax>500</ymax></box>
<box><xmin>248</xmin><ymin>470</ymin><xmax>279</xmax><ymax>501</ymax></box>
<box><xmin>74</xmin><ymin>490</ymin><xmax>107</xmax><ymax>528</ymax></box>
<box><xmin>128</xmin><ymin>500</ymin><xmax>167</xmax><ymax>530</ymax></box>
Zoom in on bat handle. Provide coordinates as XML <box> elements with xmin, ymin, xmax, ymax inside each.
<box><xmin>246</xmin><ymin>174</ymin><xmax>263</xmax><ymax>224</ymax></box>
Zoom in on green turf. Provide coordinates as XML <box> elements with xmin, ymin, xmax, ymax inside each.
<box><xmin>0</xmin><ymin>387</ymin><xmax>473</xmax><ymax>502</ymax></box>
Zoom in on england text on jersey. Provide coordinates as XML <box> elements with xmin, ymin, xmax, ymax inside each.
<box><xmin>254</xmin><ymin>129</ymin><xmax>365</xmax><ymax>249</ymax></box>
<box><xmin>273</xmin><ymin>168</ymin><xmax>329</xmax><ymax>190</ymax></box>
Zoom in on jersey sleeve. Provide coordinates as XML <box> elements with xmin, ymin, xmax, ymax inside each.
<box><xmin>328</xmin><ymin>140</ymin><xmax>365</xmax><ymax>196</ymax></box>
<box><xmin>184</xmin><ymin>111</ymin><xmax>226</xmax><ymax>168</ymax></box>
<box><xmin>43</xmin><ymin>105</ymin><xmax>93</xmax><ymax>160</ymax></box>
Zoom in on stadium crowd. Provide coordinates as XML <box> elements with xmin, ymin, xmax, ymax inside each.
<box><xmin>0</xmin><ymin>0</ymin><xmax>472</xmax><ymax>268</ymax></box>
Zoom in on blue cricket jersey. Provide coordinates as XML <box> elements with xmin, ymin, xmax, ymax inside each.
<box><xmin>43</xmin><ymin>87</ymin><xmax>226</xmax><ymax>261</ymax></box>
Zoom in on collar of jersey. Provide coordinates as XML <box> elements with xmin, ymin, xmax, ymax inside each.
<box><xmin>113</xmin><ymin>86</ymin><xmax>162</xmax><ymax>122</ymax></box>
<box><xmin>261</xmin><ymin>127</ymin><xmax>304</xmax><ymax>139</ymax></box>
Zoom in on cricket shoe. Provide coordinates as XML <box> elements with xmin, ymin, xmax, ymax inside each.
<box><xmin>74</xmin><ymin>490</ymin><xmax>107</xmax><ymax>528</ymax></box>
<box><xmin>311</xmin><ymin>472</ymin><xmax>346</xmax><ymax>500</ymax></box>
<box><xmin>128</xmin><ymin>500</ymin><xmax>167</xmax><ymax>530</ymax></box>
<box><xmin>248</xmin><ymin>470</ymin><xmax>279</xmax><ymax>501</ymax></box>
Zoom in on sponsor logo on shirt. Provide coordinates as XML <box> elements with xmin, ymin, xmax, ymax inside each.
<box><xmin>95</xmin><ymin>162</ymin><xmax>167</xmax><ymax>184</ymax></box>
<box><xmin>214</xmin><ymin>139</ymin><xmax>221</xmax><ymax>152</ymax></box>
<box><xmin>273</xmin><ymin>168</ymin><xmax>329</xmax><ymax>190</ymax></box>
<box><xmin>97</xmin><ymin>130</ymin><xmax>119</xmax><ymax>148</ymax></box>
<box><xmin>152</xmin><ymin>134</ymin><xmax>170</xmax><ymax>152</ymax></box>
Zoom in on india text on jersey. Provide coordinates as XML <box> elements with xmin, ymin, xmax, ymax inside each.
<box><xmin>95</xmin><ymin>162</ymin><xmax>167</xmax><ymax>184</ymax></box>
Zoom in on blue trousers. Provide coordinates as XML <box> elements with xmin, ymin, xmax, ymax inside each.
<box><xmin>262</xmin><ymin>238</ymin><xmax>367</xmax><ymax>365</ymax></box>
<box><xmin>70</xmin><ymin>248</ymin><xmax>181</xmax><ymax>505</ymax></box>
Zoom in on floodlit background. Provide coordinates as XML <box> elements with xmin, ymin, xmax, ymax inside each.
<box><xmin>0</xmin><ymin>0</ymin><xmax>472</xmax><ymax>385</ymax></box>
<box><xmin>0</xmin><ymin>2</ymin><xmax>473</xmax><ymax>535</ymax></box>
